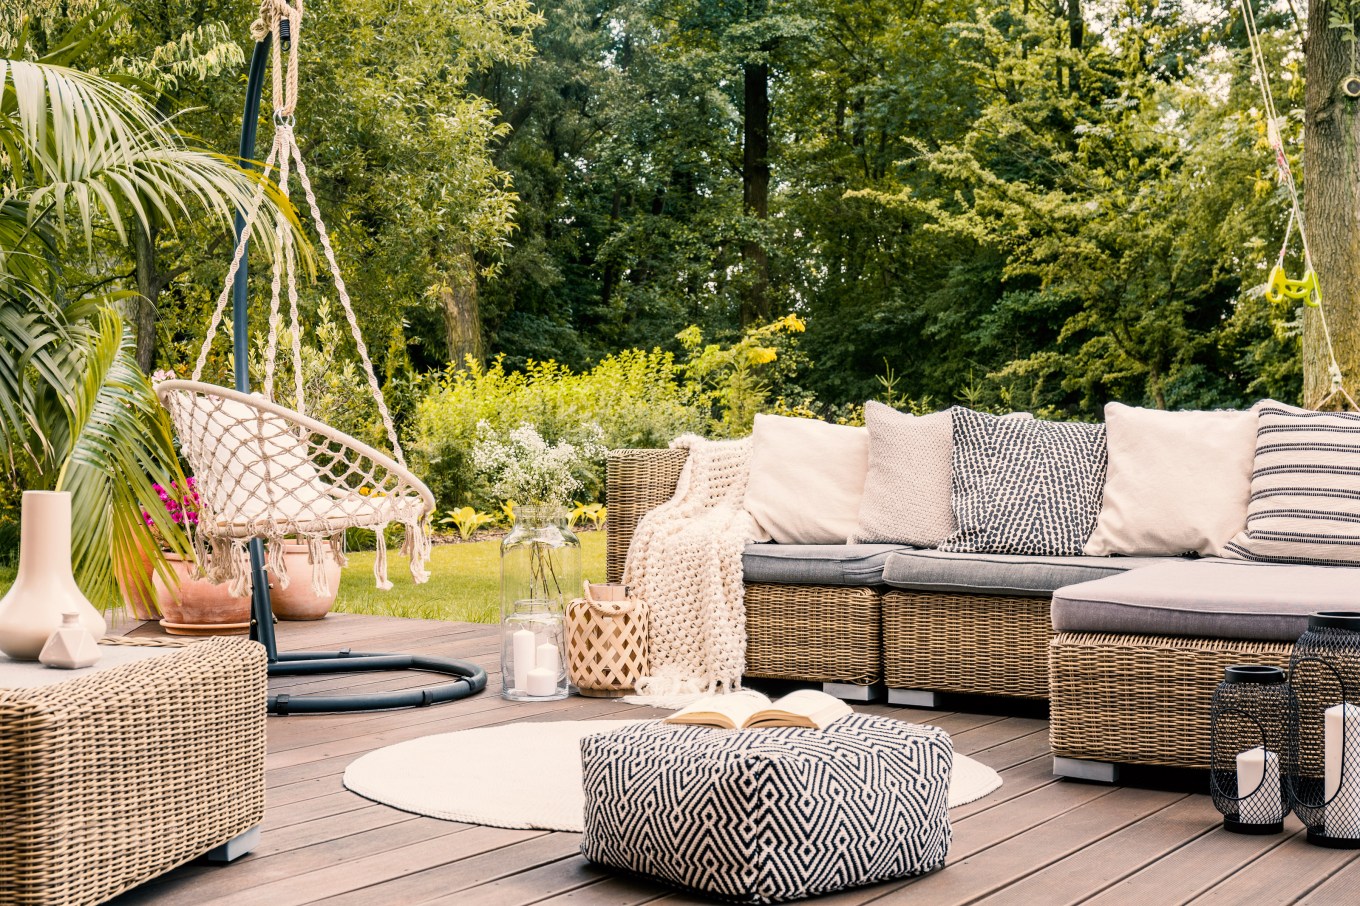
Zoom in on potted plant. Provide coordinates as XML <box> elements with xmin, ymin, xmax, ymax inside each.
<box><xmin>140</xmin><ymin>479</ymin><xmax>343</xmax><ymax>630</ymax></box>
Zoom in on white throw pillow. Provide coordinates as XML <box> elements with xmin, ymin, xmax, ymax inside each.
<box><xmin>744</xmin><ymin>414</ymin><xmax>869</xmax><ymax>544</ymax></box>
<box><xmin>854</xmin><ymin>403</ymin><xmax>1034</xmax><ymax>548</ymax></box>
<box><xmin>1084</xmin><ymin>402</ymin><xmax>1258</xmax><ymax>557</ymax></box>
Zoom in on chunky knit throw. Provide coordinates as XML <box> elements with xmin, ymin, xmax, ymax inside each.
<box><xmin>622</xmin><ymin>435</ymin><xmax>764</xmax><ymax>707</ymax></box>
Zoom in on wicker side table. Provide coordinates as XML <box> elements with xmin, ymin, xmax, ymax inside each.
<box><xmin>0</xmin><ymin>636</ymin><xmax>267</xmax><ymax>906</ymax></box>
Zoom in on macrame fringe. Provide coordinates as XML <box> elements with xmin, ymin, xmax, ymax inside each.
<box><xmin>625</xmin><ymin>669</ymin><xmax>741</xmax><ymax>710</ymax></box>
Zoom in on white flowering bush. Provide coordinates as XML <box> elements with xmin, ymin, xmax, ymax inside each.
<box><xmin>472</xmin><ymin>421</ymin><xmax>606</xmax><ymax>508</ymax></box>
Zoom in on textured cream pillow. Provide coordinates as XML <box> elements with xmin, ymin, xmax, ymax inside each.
<box><xmin>1084</xmin><ymin>403</ymin><xmax>1258</xmax><ymax>557</ymax></box>
<box><xmin>744</xmin><ymin>414</ymin><xmax>869</xmax><ymax>544</ymax></box>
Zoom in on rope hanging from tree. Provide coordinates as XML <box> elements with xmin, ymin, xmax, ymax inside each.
<box><xmin>1239</xmin><ymin>0</ymin><xmax>1357</xmax><ymax>410</ymax></box>
<box><xmin>156</xmin><ymin>0</ymin><xmax>435</xmax><ymax>597</ymax></box>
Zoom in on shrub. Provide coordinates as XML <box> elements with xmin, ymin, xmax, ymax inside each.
<box><xmin>411</xmin><ymin>350</ymin><xmax>703</xmax><ymax>508</ymax></box>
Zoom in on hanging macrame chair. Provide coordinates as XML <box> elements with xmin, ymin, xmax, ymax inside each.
<box><xmin>157</xmin><ymin>0</ymin><xmax>434</xmax><ymax>598</ymax></box>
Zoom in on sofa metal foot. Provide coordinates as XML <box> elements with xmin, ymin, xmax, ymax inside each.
<box><xmin>1052</xmin><ymin>757</ymin><xmax>1120</xmax><ymax>783</ymax></box>
<box><xmin>822</xmin><ymin>682</ymin><xmax>885</xmax><ymax>703</ymax></box>
<box><xmin>207</xmin><ymin>826</ymin><xmax>260</xmax><ymax>863</ymax></box>
<box><xmin>887</xmin><ymin>688</ymin><xmax>940</xmax><ymax>709</ymax></box>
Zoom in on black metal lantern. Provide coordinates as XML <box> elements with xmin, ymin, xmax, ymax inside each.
<box><xmin>1289</xmin><ymin>612</ymin><xmax>1360</xmax><ymax>848</ymax></box>
<box><xmin>1210</xmin><ymin>665</ymin><xmax>1296</xmax><ymax>834</ymax></box>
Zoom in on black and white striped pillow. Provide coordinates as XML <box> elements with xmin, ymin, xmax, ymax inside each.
<box><xmin>940</xmin><ymin>409</ymin><xmax>1108</xmax><ymax>557</ymax></box>
<box><xmin>1224</xmin><ymin>403</ymin><xmax>1360</xmax><ymax>566</ymax></box>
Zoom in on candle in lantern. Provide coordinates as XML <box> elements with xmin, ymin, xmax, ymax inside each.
<box><xmin>1237</xmin><ymin>747</ymin><xmax>1282</xmax><ymax>825</ymax></box>
<box><xmin>1325</xmin><ymin>703</ymin><xmax>1360</xmax><ymax>838</ymax></box>
<box><xmin>525</xmin><ymin>667</ymin><xmax>557</xmax><ymax>697</ymax></box>
<box><xmin>536</xmin><ymin>641</ymin><xmax>559</xmax><ymax>673</ymax></box>
<box><xmin>512</xmin><ymin>628</ymin><xmax>535</xmax><ymax>692</ymax></box>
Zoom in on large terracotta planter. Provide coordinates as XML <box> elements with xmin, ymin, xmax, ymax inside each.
<box><xmin>270</xmin><ymin>543</ymin><xmax>341</xmax><ymax>621</ymax></box>
<box><xmin>154</xmin><ymin>553</ymin><xmax>251</xmax><ymax>636</ymax></box>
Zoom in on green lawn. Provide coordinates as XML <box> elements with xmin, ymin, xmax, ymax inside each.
<box><xmin>0</xmin><ymin>531</ymin><xmax>607</xmax><ymax>625</ymax></box>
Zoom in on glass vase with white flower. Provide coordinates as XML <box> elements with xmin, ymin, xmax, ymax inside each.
<box><xmin>473</xmin><ymin>422</ymin><xmax>605</xmax><ymax>700</ymax></box>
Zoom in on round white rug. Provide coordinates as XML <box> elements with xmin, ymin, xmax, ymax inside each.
<box><xmin>343</xmin><ymin>720</ymin><xmax>1003</xmax><ymax>831</ymax></box>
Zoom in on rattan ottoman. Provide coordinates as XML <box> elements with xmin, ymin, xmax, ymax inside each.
<box><xmin>0</xmin><ymin>636</ymin><xmax>267</xmax><ymax>905</ymax></box>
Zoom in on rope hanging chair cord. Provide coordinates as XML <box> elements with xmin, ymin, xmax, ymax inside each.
<box><xmin>192</xmin><ymin>0</ymin><xmax>409</xmax><ymax>461</ymax></box>
<box><xmin>1239</xmin><ymin>0</ymin><xmax>1357</xmax><ymax>411</ymax></box>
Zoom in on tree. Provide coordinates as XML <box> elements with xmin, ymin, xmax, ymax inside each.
<box><xmin>1302</xmin><ymin>0</ymin><xmax>1360</xmax><ymax>408</ymax></box>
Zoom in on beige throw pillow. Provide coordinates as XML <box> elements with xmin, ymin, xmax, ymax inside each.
<box><xmin>1083</xmin><ymin>402</ymin><xmax>1258</xmax><ymax>557</ymax></box>
<box><xmin>744</xmin><ymin>413</ymin><xmax>869</xmax><ymax>544</ymax></box>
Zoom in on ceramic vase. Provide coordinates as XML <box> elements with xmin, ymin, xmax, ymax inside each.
<box><xmin>0</xmin><ymin>491</ymin><xmax>107</xmax><ymax>660</ymax></box>
<box><xmin>39</xmin><ymin>612</ymin><xmax>102</xmax><ymax>669</ymax></box>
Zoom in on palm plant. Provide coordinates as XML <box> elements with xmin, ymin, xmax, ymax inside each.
<box><xmin>1</xmin><ymin>38</ymin><xmax>301</xmax><ymax>609</ymax></box>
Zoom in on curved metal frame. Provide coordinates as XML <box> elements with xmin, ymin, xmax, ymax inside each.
<box><xmin>231</xmin><ymin>37</ymin><xmax>484</xmax><ymax>714</ymax></box>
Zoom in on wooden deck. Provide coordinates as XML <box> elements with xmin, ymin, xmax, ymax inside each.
<box><xmin>107</xmin><ymin>612</ymin><xmax>1360</xmax><ymax>906</ymax></box>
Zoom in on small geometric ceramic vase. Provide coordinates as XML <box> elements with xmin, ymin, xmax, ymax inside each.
<box><xmin>0</xmin><ymin>491</ymin><xmax>107</xmax><ymax>660</ymax></box>
<box><xmin>39</xmin><ymin>612</ymin><xmax>101</xmax><ymax>669</ymax></box>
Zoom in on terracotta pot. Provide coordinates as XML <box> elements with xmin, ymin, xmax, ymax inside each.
<box><xmin>270</xmin><ymin>543</ymin><xmax>341</xmax><ymax>621</ymax></box>
<box><xmin>154</xmin><ymin>553</ymin><xmax>251</xmax><ymax>636</ymax></box>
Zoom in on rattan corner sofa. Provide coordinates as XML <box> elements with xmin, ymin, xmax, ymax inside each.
<box><xmin>607</xmin><ymin>448</ymin><xmax>1359</xmax><ymax>779</ymax></box>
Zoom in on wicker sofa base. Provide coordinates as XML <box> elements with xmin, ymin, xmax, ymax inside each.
<box><xmin>1049</xmin><ymin>631</ymin><xmax>1293</xmax><ymax>770</ymax></box>
<box><xmin>883</xmin><ymin>590</ymin><xmax>1050</xmax><ymax>699</ymax></box>
<box><xmin>745</xmin><ymin>583</ymin><xmax>882</xmax><ymax>686</ymax></box>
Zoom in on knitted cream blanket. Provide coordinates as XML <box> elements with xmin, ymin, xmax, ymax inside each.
<box><xmin>622</xmin><ymin>435</ymin><xmax>766</xmax><ymax>708</ymax></box>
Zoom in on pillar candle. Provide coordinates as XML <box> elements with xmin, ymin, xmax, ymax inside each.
<box><xmin>536</xmin><ymin>642</ymin><xmax>559</xmax><ymax>673</ymax></box>
<box><xmin>512</xmin><ymin>628</ymin><xmax>535</xmax><ymax>692</ymax></box>
<box><xmin>525</xmin><ymin>667</ymin><xmax>557</xmax><ymax>697</ymax></box>
<box><xmin>1236</xmin><ymin>746</ymin><xmax>1282</xmax><ymax>825</ymax></box>
<box><xmin>1325</xmin><ymin>703</ymin><xmax>1360</xmax><ymax>838</ymax></box>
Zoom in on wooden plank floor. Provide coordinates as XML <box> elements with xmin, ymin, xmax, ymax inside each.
<box><xmin>106</xmin><ymin>613</ymin><xmax>1359</xmax><ymax>906</ymax></box>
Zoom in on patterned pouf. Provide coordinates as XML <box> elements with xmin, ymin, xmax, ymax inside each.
<box><xmin>580</xmin><ymin>713</ymin><xmax>952</xmax><ymax>903</ymax></box>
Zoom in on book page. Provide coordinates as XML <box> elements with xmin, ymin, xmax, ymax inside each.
<box><xmin>747</xmin><ymin>689</ymin><xmax>853</xmax><ymax>729</ymax></box>
<box><xmin>665</xmin><ymin>690</ymin><xmax>772</xmax><ymax>729</ymax></box>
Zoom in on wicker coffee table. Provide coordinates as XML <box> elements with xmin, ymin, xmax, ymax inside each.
<box><xmin>0</xmin><ymin>636</ymin><xmax>267</xmax><ymax>905</ymax></box>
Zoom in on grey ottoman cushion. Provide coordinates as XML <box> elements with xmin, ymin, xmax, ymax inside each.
<box><xmin>742</xmin><ymin>543</ymin><xmax>912</xmax><ymax>586</ymax></box>
<box><xmin>581</xmin><ymin>714</ymin><xmax>952</xmax><ymax>904</ymax></box>
<box><xmin>883</xmin><ymin>549</ymin><xmax>1170</xmax><ymax>597</ymax></box>
<box><xmin>1051</xmin><ymin>558</ymin><xmax>1360</xmax><ymax>641</ymax></box>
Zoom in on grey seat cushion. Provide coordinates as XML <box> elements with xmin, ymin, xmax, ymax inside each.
<box><xmin>1052</xmin><ymin>559</ymin><xmax>1360</xmax><ymax>641</ymax></box>
<box><xmin>742</xmin><ymin>543</ymin><xmax>912</xmax><ymax>586</ymax></box>
<box><xmin>882</xmin><ymin>549</ymin><xmax>1170</xmax><ymax>598</ymax></box>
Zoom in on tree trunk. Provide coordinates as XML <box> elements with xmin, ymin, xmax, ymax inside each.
<box><xmin>131</xmin><ymin>221</ymin><xmax>160</xmax><ymax>373</ymax></box>
<box><xmin>1067</xmin><ymin>0</ymin><xmax>1083</xmax><ymax>95</ymax></box>
<box><xmin>1303</xmin><ymin>0</ymin><xmax>1360</xmax><ymax>408</ymax></box>
<box><xmin>741</xmin><ymin>58</ymin><xmax>771</xmax><ymax>327</ymax></box>
<box><xmin>439</xmin><ymin>245</ymin><xmax>484</xmax><ymax>366</ymax></box>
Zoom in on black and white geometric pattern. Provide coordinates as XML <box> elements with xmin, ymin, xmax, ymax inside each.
<box><xmin>1224</xmin><ymin>403</ymin><xmax>1360</xmax><ymax>566</ymax></box>
<box><xmin>940</xmin><ymin>408</ymin><xmax>1108</xmax><ymax>557</ymax></box>
<box><xmin>580</xmin><ymin>714</ymin><xmax>952</xmax><ymax>904</ymax></box>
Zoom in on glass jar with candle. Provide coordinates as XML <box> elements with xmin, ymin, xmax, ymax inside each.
<box><xmin>499</xmin><ymin>505</ymin><xmax>579</xmax><ymax>701</ymax></box>
<box><xmin>1290</xmin><ymin>612</ymin><xmax>1360</xmax><ymax>848</ymax></box>
<box><xmin>1209</xmin><ymin>664</ymin><xmax>1296</xmax><ymax>835</ymax></box>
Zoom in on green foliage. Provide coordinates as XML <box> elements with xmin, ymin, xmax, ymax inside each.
<box><xmin>412</xmin><ymin>350</ymin><xmax>704</xmax><ymax>507</ymax></box>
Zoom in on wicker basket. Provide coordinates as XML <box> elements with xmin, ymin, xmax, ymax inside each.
<box><xmin>567</xmin><ymin>583</ymin><xmax>649</xmax><ymax>698</ymax></box>
<box><xmin>1049</xmin><ymin>631</ymin><xmax>1293</xmax><ymax>769</ymax></box>
<box><xmin>883</xmin><ymin>590</ymin><xmax>1050</xmax><ymax>699</ymax></box>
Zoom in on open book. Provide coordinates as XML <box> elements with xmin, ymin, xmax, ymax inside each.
<box><xmin>664</xmin><ymin>689</ymin><xmax>852</xmax><ymax>730</ymax></box>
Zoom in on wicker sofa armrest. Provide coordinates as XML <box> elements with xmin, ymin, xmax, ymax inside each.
<box><xmin>605</xmin><ymin>448</ymin><xmax>690</xmax><ymax>582</ymax></box>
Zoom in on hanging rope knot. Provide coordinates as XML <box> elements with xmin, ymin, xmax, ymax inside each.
<box><xmin>251</xmin><ymin>0</ymin><xmax>301</xmax><ymax>42</ymax></box>
<box><xmin>1330</xmin><ymin>363</ymin><xmax>1345</xmax><ymax>392</ymax></box>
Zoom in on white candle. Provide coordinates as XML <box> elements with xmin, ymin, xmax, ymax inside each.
<box><xmin>525</xmin><ymin>667</ymin><xmax>557</xmax><ymax>697</ymax></box>
<box><xmin>1325</xmin><ymin>703</ymin><xmax>1360</xmax><ymax>838</ymax></box>
<box><xmin>1236</xmin><ymin>747</ymin><xmax>1282</xmax><ymax>825</ymax></box>
<box><xmin>512</xmin><ymin>629</ymin><xmax>535</xmax><ymax>692</ymax></box>
<box><xmin>536</xmin><ymin>642</ymin><xmax>559</xmax><ymax>673</ymax></box>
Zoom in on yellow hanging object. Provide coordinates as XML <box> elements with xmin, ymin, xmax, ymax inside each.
<box><xmin>1266</xmin><ymin>264</ymin><xmax>1322</xmax><ymax>307</ymax></box>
